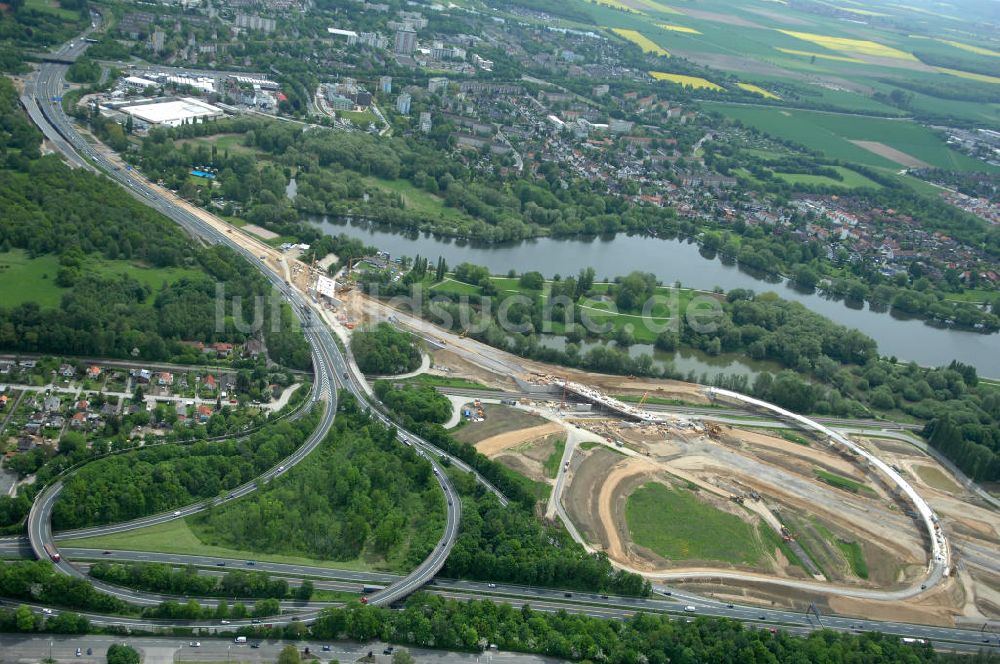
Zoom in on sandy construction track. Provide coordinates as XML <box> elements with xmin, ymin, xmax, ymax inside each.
<box><xmin>597</xmin><ymin>457</ymin><xmax>661</xmax><ymax>565</ymax></box>
<box><xmin>475</xmin><ymin>422</ymin><xmax>563</xmax><ymax>457</ymax></box>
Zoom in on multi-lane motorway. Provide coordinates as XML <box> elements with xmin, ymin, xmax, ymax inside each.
<box><xmin>20</xmin><ymin>20</ymin><xmax>468</xmax><ymax>616</ymax></box>
<box><xmin>9</xmin><ymin>23</ymin><xmax>999</xmax><ymax>655</ymax></box>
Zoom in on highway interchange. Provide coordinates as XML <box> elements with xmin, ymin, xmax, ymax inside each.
<box><xmin>5</xmin><ymin>21</ymin><xmax>999</xmax><ymax>656</ymax></box>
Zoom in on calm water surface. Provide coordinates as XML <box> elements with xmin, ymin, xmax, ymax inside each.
<box><xmin>312</xmin><ymin>217</ymin><xmax>1000</xmax><ymax>376</ymax></box>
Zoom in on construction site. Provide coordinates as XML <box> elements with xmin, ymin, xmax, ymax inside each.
<box><xmin>184</xmin><ymin>215</ymin><xmax>1000</xmax><ymax>630</ymax></box>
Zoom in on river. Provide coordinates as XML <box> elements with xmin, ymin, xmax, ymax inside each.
<box><xmin>312</xmin><ymin>217</ymin><xmax>1000</xmax><ymax>376</ymax></box>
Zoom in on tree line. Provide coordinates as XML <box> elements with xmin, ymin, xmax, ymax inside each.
<box><xmin>308</xmin><ymin>593</ymin><xmax>967</xmax><ymax>664</ymax></box>
<box><xmin>89</xmin><ymin>561</ymin><xmax>314</xmax><ymax>601</ymax></box>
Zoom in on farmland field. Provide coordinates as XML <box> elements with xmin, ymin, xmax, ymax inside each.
<box><xmin>650</xmin><ymin>71</ymin><xmax>722</xmax><ymax>90</ymax></box>
<box><xmin>703</xmin><ymin>103</ymin><xmax>993</xmax><ymax>172</ymax></box>
<box><xmin>613</xmin><ymin>29</ymin><xmax>670</xmax><ymax>56</ymax></box>
<box><xmin>736</xmin><ymin>82</ymin><xmax>779</xmax><ymax>99</ymax></box>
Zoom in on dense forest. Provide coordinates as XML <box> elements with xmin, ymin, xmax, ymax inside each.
<box><xmin>352</xmin><ymin>323</ymin><xmax>422</xmax><ymax>375</ymax></box>
<box><xmin>374</xmin><ymin>380</ymin><xmax>452</xmax><ymax>425</ymax></box>
<box><xmin>189</xmin><ymin>395</ymin><xmax>445</xmax><ymax>571</ymax></box>
<box><xmin>0</xmin><ymin>80</ymin><xmax>310</xmax><ymax>370</ymax></box>
<box><xmin>309</xmin><ymin>593</ymin><xmax>984</xmax><ymax>664</ymax></box>
<box><xmin>51</xmin><ymin>409</ymin><xmax>321</xmax><ymax>530</ymax></box>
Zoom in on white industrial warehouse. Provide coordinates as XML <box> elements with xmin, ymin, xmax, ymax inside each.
<box><xmin>118</xmin><ymin>97</ymin><xmax>224</xmax><ymax>127</ymax></box>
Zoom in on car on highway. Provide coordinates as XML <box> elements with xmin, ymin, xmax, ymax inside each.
<box><xmin>487</xmin><ymin>583</ymin><xmax>496</xmax><ymax>588</ymax></box>
<box><xmin>251</xmin><ymin>619</ymin><xmax>261</xmax><ymax>624</ymax></box>
<box><xmin>246</xmin><ymin>560</ymin><xmax>256</xmax><ymax>566</ymax></box>
<box><xmin>173</xmin><ymin>511</ymin><xmax>181</xmax><ymax>516</ymax></box>
<box><xmin>42</xmin><ymin>608</ymin><xmax>54</xmax><ymax>615</ymax></box>
<box><xmin>76</xmin><ymin>648</ymin><xmax>81</xmax><ymax>657</ymax></box>
<box><xmin>216</xmin><ymin>561</ymin><xmax>226</xmax><ymax>566</ymax></box>
<box><xmin>221</xmin><ymin>620</ymin><xmax>230</xmax><ymax>624</ymax></box>
<box><xmin>103</xmin><ymin>550</ymin><xmax>111</xmax><ymax>555</ymax></box>
<box><xmin>564</xmin><ymin>592</ymin><xmax>573</xmax><ymax>598</ymax></box>
<box><xmin>251</xmin><ymin>643</ymin><xmax>260</xmax><ymax>649</ymax></box>
<box><xmin>189</xmin><ymin>642</ymin><xmax>201</xmax><ymax>648</ymax></box>
<box><xmin>684</xmin><ymin>606</ymin><xmax>696</xmax><ymax>613</ymax></box>
<box><xmin>278</xmin><ymin>465</ymin><xmax>285</xmax><ymax>472</ymax></box>
<box><xmin>726</xmin><ymin>603</ymin><xmax>734</xmax><ymax>608</ymax></box>
<box><xmin>322</xmin><ymin>646</ymin><xmax>331</xmax><ymax>652</ymax></box>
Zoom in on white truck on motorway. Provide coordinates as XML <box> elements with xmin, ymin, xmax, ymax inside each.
<box><xmin>234</xmin><ymin>636</ymin><xmax>247</xmax><ymax>644</ymax></box>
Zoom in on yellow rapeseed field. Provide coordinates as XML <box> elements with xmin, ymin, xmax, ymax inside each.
<box><xmin>637</xmin><ymin>0</ymin><xmax>683</xmax><ymax>15</ymax></box>
<box><xmin>614</xmin><ymin>29</ymin><xmax>670</xmax><ymax>56</ymax></box>
<box><xmin>778</xmin><ymin>30</ymin><xmax>917</xmax><ymax>61</ymax></box>
<box><xmin>649</xmin><ymin>71</ymin><xmax>723</xmax><ymax>90</ymax></box>
<box><xmin>938</xmin><ymin>39</ymin><xmax>1000</xmax><ymax>58</ymax></box>
<box><xmin>934</xmin><ymin>67</ymin><xmax>1000</xmax><ymax>85</ymax></box>
<box><xmin>775</xmin><ymin>47</ymin><xmax>865</xmax><ymax>63</ymax></box>
<box><xmin>737</xmin><ymin>83</ymin><xmax>780</xmax><ymax>99</ymax></box>
<box><xmin>657</xmin><ymin>23</ymin><xmax>701</xmax><ymax>34</ymax></box>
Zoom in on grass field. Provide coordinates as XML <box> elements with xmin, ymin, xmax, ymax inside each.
<box><xmin>814</xmin><ymin>468</ymin><xmax>873</xmax><ymax>495</ymax></box>
<box><xmin>625</xmin><ymin>482</ymin><xmax>764</xmax><ymax>565</ymax></box>
<box><xmin>0</xmin><ymin>250</ymin><xmax>203</xmax><ymax>309</ymax></box>
<box><xmin>338</xmin><ymin>109</ymin><xmax>377</xmax><ymax>126</ymax></box>
<box><xmin>176</xmin><ymin>133</ymin><xmax>266</xmax><ymax>158</ymax></box>
<box><xmin>836</xmin><ymin>539</ymin><xmax>869</xmax><ymax>579</ymax></box>
<box><xmin>649</xmin><ymin>71</ymin><xmax>722</xmax><ymax>90</ymax></box>
<box><xmin>61</xmin><ymin>519</ymin><xmax>376</xmax><ymax>571</ymax></box>
<box><xmin>398</xmin><ymin>374</ymin><xmax>498</xmax><ymax>391</ymax></box>
<box><xmin>365</xmin><ymin>177</ymin><xmax>474</xmax><ymax>225</ymax></box>
<box><xmin>0</xmin><ymin>251</ymin><xmax>64</xmax><ymax>308</ymax></box>
<box><xmin>780</xmin><ymin>431</ymin><xmax>811</xmax><ymax>446</ymax></box>
<box><xmin>773</xmin><ymin>166</ymin><xmax>881</xmax><ymax>189</ymax></box>
<box><xmin>542</xmin><ymin>438</ymin><xmax>567</xmax><ymax>479</ymax></box>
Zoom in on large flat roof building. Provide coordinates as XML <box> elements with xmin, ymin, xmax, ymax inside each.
<box><xmin>119</xmin><ymin>97</ymin><xmax>224</xmax><ymax>127</ymax></box>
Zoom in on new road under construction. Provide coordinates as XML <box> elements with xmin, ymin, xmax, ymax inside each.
<box><xmin>6</xmin><ymin>22</ymin><xmax>999</xmax><ymax>656</ymax></box>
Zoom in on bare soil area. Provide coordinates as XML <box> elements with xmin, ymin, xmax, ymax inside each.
<box><xmin>452</xmin><ymin>404</ymin><xmax>549</xmax><ymax>445</ymax></box>
<box><xmin>850</xmin><ymin>140</ymin><xmax>931</xmax><ymax>168</ymax></box>
<box><xmin>475</xmin><ymin>422</ymin><xmax>563</xmax><ymax>457</ymax></box>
